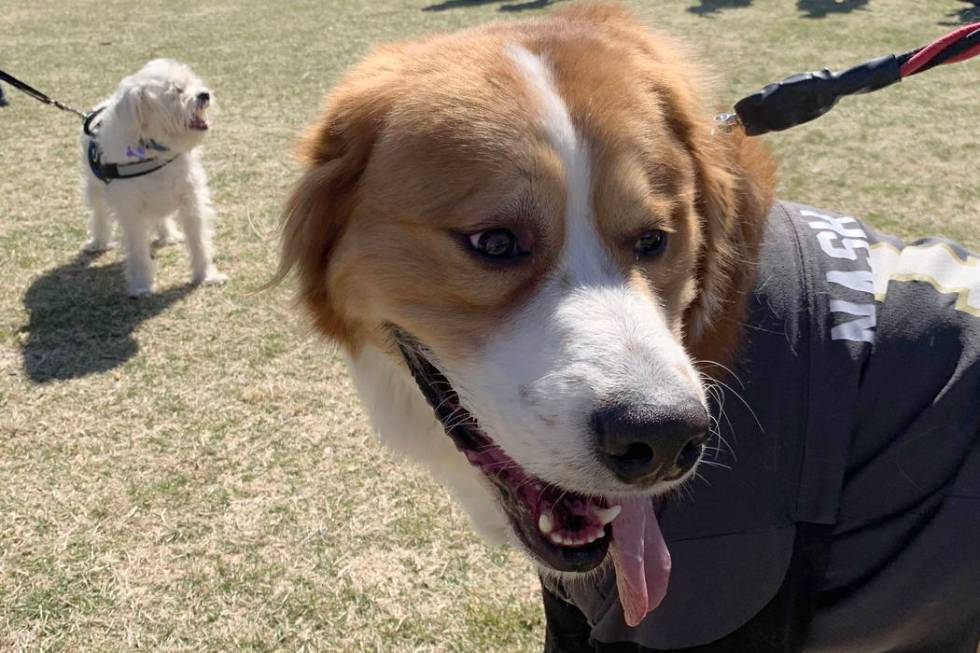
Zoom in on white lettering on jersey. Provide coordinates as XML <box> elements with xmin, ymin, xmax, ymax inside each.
<box><xmin>815</xmin><ymin>232</ymin><xmax>871</xmax><ymax>261</ymax></box>
<box><xmin>829</xmin><ymin>299</ymin><xmax>876</xmax><ymax>343</ymax></box>
<box><xmin>802</xmin><ymin>212</ymin><xmax>867</xmax><ymax>238</ymax></box>
<box><xmin>826</xmin><ymin>270</ymin><xmax>875</xmax><ymax>294</ymax></box>
<box><xmin>803</xmin><ymin>209</ymin><xmax>877</xmax><ymax>343</ymax></box>
<box><xmin>870</xmin><ymin>242</ymin><xmax>980</xmax><ymax>317</ymax></box>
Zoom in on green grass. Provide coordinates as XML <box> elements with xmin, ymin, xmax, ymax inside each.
<box><xmin>1</xmin><ymin>1</ymin><xmax>978</xmax><ymax>651</ymax></box>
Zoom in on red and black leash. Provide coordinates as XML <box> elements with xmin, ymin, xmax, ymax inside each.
<box><xmin>721</xmin><ymin>21</ymin><xmax>980</xmax><ymax>136</ymax></box>
<box><xmin>899</xmin><ymin>21</ymin><xmax>980</xmax><ymax>76</ymax></box>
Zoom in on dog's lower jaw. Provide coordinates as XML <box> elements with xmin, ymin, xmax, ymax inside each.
<box><xmin>345</xmin><ymin>343</ymin><xmax>513</xmax><ymax>546</ymax></box>
<box><xmin>345</xmin><ymin>340</ymin><xmax>692</xmax><ymax>576</ymax></box>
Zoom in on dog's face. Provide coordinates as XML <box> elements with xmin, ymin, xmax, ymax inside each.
<box><xmin>112</xmin><ymin>58</ymin><xmax>213</xmax><ymax>149</ymax></box>
<box><xmin>278</xmin><ymin>5</ymin><xmax>774</xmax><ymax>593</ymax></box>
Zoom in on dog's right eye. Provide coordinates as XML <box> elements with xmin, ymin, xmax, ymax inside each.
<box><xmin>467</xmin><ymin>228</ymin><xmax>524</xmax><ymax>260</ymax></box>
<box><xmin>633</xmin><ymin>229</ymin><xmax>668</xmax><ymax>260</ymax></box>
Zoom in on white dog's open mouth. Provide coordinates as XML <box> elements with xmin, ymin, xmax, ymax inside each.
<box><xmin>189</xmin><ymin>104</ymin><xmax>209</xmax><ymax>130</ymax></box>
<box><xmin>393</xmin><ymin>327</ymin><xmax>672</xmax><ymax>624</ymax></box>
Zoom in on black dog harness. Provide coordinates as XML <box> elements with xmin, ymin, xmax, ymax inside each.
<box><xmin>0</xmin><ymin>70</ymin><xmax>180</xmax><ymax>183</ymax></box>
<box><xmin>85</xmin><ymin>107</ymin><xmax>180</xmax><ymax>184</ymax></box>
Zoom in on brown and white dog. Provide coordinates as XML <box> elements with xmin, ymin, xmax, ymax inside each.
<box><xmin>276</xmin><ymin>2</ymin><xmax>775</xmax><ymax>633</ymax></box>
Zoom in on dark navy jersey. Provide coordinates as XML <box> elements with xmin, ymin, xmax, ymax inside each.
<box><xmin>552</xmin><ymin>201</ymin><xmax>980</xmax><ymax>651</ymax></box>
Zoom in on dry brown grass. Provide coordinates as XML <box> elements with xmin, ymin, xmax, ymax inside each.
<box><xmin>1</xmin><ymin>0</ymin><xmax>977</xmax><ymax>651</ymax></box>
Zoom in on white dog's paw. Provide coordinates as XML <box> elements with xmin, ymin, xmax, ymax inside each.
<box><xmin>82</xmin><ymin>239</ymin><xmax>113</xmax><ymax>253</ymax></box>
<box><xmin>194</xmin><ymin>269</ymin><xmax>228</xmax><ymax>286</ymax></box>
<box><xmin>127</xmin><ymin>283</ymin><xmax>153</xmax><ymax>298</ymax></box>
<box><xmin>153</xmin><ymin>233</ymin><xmax>185</xmax><ymax>247</ymax></box>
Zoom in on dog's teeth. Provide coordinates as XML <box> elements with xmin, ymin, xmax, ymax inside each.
<box><xmin>594</xmin><ymin>504</ymin><xmax>622</xmax><ymax>525</ymax></box>
<box><xmin>538</xmin><ymin>511</ymin><xmax>554</xmax><ymax>535</ymax></box>
<box><xmin>549</xmin><ymin>532</ymin><xmax>563</xmax><ymax>545</ymax></box>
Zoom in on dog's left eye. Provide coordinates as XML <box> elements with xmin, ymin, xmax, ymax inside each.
<box><xmin>634</xmin><ymin>230</ymin><xmax>668</xmax><ymax>259</ymax></box>
<box><xmin>467</xmin><ymin>228</ymin><xmax>524</xmax><ymax>260</ymax></box>
<box><xmin>174</xmin><ymin>86</ymin><xmax>185</xmax><ymax>94</ymax></box>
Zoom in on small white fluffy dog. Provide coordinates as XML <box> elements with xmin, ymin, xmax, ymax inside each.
<box><xmin>80</xmin><ymin>59</ymin><xmax>226</xmax><ymax>297</ymax></box>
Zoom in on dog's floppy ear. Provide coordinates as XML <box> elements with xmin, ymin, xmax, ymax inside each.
<box><xmin>645</xmin><ymin>72</ymin><xmax>775</xmax><ymax>368</ymax></box>
<box><xmin>273</xmin><ymin>66</ymin><xmax>395</xmax><ymax>347</ymax></box>
<box><xmin>613</xmin><ymin>16</ymin><xmax>777</xmax><ymax>370</ymax></box>
<box><xmin>683</xmin><ymin>122</ymin><xmax>776</xmax><ymax>370</ymax></box>
<box><xmin>113</xmin><ymin>83</ymin><xmax>147</xmax><ymax>136</ymax></box>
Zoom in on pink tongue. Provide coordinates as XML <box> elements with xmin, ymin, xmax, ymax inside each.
<box><xmin>608</xmin><ymin>496</ymin><xmax>671</xmax><ymax>627</ymax></box>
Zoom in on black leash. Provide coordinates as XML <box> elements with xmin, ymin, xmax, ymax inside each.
<box><xmin>0</xmin><ymin>67</ymin><xmax>89</xmax><ymax>120</ymax></box>
<box><xmin>720</xmin><ymin>22</ymin><xmax>980</xmax><ymax>136</ymax></box>
<box><xmin>0</xmin><ymin>68</ymin><xmax>178</xmax><ymax>182</ymax></box>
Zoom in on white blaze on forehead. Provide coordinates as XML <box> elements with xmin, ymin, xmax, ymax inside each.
<box><xmin>506</xmin><ymin>44</ymin><xmax>610</xmax><ymax>284</ymax></box>
<box><xmin>435</xmin><ymin>45</ymin><xmax>706</xmax><ymax>497</ymax></box>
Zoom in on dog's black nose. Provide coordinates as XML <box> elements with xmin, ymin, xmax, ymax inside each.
<box><xmin>197</xmin><ymin>91</ymin><xmax>210</xmax><ymax>103</ymax></box>
<box><xmin>591</xmin><ymin>400</ymin><xmax>709</xmax><ymax>485</ymax></box>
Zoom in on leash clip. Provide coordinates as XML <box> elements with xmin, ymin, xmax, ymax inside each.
<box><xmin>712</xmin><ymin>111</ymin><xmax>741</xmax><ymax>134</ymax></box>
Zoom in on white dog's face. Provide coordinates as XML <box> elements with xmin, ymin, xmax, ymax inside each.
<box><xmin>112</xmin><ymin>58</ymin><xmax>213</xmax><ymax>151</ymax></box>
<box><xmin>277</xmin><ymin>5</ymin><xmax>774</xmax><ymax>624</ymax></box>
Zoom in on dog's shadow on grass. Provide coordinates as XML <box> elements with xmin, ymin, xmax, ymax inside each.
<box><xmin>19</xmin><ymin>253</ymin><xmax>192</xmax><ymax>383</ymax></box>
<box><xmin>941</xmin><ymin>0</ymin><xmax>980</xmax><ymax>24</ymax></box>
<box><xmin>796</xmin><ymin>0</ymin><xmax>869</xmax><ymax>18</ymax></box>
<box><xmin>687</xmin><ymin>0</ymin><xmax>753</xmax><ymax>17</ymax></box>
